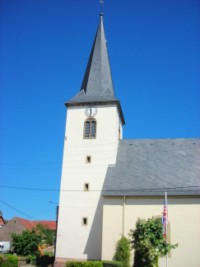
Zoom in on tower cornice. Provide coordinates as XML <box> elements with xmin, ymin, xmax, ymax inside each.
<box><xmin>66</xmin><ymin>100</ymin><xmax>125</xmax><ymax>125</ymax></box>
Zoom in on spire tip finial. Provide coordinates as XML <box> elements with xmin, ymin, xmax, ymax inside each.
<box><xmin>100</xmin><ymin>0</ymin><xmax>104</xmax><ymax>15</ymax></box>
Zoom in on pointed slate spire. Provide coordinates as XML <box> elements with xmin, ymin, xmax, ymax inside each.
<box><xmin>81</xmin><ymin>14</ymin><xmax>115</xmax><ymax>99</ymax></box>
<box><xmin>66</xmin><ymin>14</ymin><xmax>125</xmax><ymax>124</ymax></box>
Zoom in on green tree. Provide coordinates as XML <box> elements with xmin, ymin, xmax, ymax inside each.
<box><xmin>129</xmin><ymin>218</ymin><xmax>178</xmax><ymax>267</ymax></box>
<box><xmin>114</xmin><ymin>236</ymin><xmax>130</xmax><ymax>267</ymax></box>
<box><xmin>12</xmin><ymin>229</ymin><xmax>41</xmax><ymax>256</ymax></box>
<box><xmin>11</xmin><ymin>224</ymin><xmax>55</xmax><ymax>256</ymax></box>
<box><xmin>35</xmin><ymin>223</ymin><xmax>54</xmax><ymax>245</ymax></box>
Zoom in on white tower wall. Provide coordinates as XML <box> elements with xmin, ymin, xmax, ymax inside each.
<box><xmin>56</xmin><ymin>104</ymin><xmax>122</xmax><ymax>261</ymax></box>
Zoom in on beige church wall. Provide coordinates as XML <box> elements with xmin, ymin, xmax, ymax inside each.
<box><xmin>102</xmin><ymin>196</ymin><xmax>200</xmax><ymax>267</ymax></box>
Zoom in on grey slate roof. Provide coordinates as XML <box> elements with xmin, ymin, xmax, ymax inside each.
<box><xmin>66</xmin><ymin>14</ymin><xmax>125</xmax><ymax>124</ymax></box>
<box><xmin>103</xmin><ymin>138</ymin><xmax>200</xmax><ymax>196</ymax></box>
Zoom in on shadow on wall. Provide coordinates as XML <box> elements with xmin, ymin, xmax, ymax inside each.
<box><xmin>84</xmin><ymin>196</ymin><xmax>104</xmax><ymax>260</ymax></box>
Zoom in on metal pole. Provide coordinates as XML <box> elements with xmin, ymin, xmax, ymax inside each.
<box><xmin>54</xmin><ymin>205</ymin><xmax>59</xmax><ymax>257</ymax></box>
<box><xmin>165</xmin><ymin>192</ymin><xmax>168</xmax><ymax>267</ymax></box>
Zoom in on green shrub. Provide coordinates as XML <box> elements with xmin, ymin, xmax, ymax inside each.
<box><xmin>114</xmin><ymin>237</ymin><xmax>130</xmax><ymax>267</ymax></box>
<box><xmin>129</xmin><ymin>217</ymin><xmax>178</xmax><ymax>267</ymax></box>
<box><xmin>66</xmin><ymin>261</ymin><xmax>103</xmax><ymax>267</ymax></box>
<box><xmin>25</xmin><ymin>255</ymin><xmax>36</xmax><ymax>264</ymax></box>
<box><xmin>44</xmin><ymin>251</ymin><xmax>54</xmax><ymax>257</ymax></box>
<box><xmin>26</xmin><ymin>255</ymin><xmax>32</xmax><ymax>263</ymax></box>
<box><xmin>0</xmin><ymin>261</ymin><xmax>13</xmax><ymax>267</ymax></box>
<box><xmin>102</xmin><ymin>260</ymin><xmax>123</xmax><ymax>267</ymax></box>
<box><xmin>0</xmin><ymin>254</ymin><xmax>18</xmax><ymax>267</ymax></box>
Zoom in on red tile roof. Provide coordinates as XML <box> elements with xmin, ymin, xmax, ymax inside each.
<box><xmin>0</xmin><ymin>216</ymin><xmax>5</xmax><ymax>226</ymax></box>
<box><xmin>16</xmin><ymin>217</ymin><xmax>56</xmax><ymax>231</ymax></box>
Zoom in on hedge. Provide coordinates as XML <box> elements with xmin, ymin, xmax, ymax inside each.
<box><xmin>0</xmin><ymin>254</ymin><xmax>18</xmax><ymax>267</ymax></box>
<box><xmin>114</xmin><ymin>237</ymin><xmax>130</xmax><ymax>267</ymax></box>
<box><xmin>66</xmin><ymin>261</ymin><xmax>103</xmax><ymax>267</ymax></box>
<box><xmin>102</xmin><ymin>260</ymin><xmax>123</xmax><ymax>267</ymax></box>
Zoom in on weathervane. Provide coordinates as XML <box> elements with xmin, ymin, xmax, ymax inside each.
<box><xmin>100</xmin><ymin>0</ymin><xmax>104</xmax><ymax>14</ymax></box>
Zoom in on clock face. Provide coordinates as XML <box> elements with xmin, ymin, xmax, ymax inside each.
<box><xmin>85</xmin><ymin>106</ymin><xmax>97</xmax><ymax>117</ymax></box>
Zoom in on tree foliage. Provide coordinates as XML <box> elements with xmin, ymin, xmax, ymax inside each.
<box><xmin>114</xmin><ymin>236</ymin><xmax>130</xmax><ymax>267</ymax></box>
<box><xmin>129</xmin><ymin>218</ymin><xmax>178</xmax><ymax>267</ymax></box>
<box><xmin>12</xmin><ymin>229</ymin><xmax>41</xmax><ymax>256</ymax></box>
<box><xmin>35</xmin><ymin>223</ymin><xmax>54</xmax><ymax>245</ymax></box>
<box><xmin>11</xmin><ymin>223</ymin><xmax>55</xmax><ymax>256</ymax></box>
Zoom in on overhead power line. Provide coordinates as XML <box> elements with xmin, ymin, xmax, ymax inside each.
<box><xmin>0</xmin><ymin>199</ymin><xmax>35</xmax><ymax>219</ymax></box>
<box><xmin>0</xmin><ymin>185</ymin><xmax>59</xmax><ymax>192</ymax></box>
<box><xmin>0</xmin><ymin>185</ymin><xmax>200</xmax><ymax>192</ymax></box>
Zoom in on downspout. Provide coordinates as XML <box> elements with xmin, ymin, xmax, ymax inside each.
<box><xmin>122</xmin><ymin>196</ymin><xmax>126</xmax><ymax>236</ymax></box>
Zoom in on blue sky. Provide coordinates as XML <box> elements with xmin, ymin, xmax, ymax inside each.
<box><xmin>0</xmin><ymin>0</ymin><xmax>200</xmax><ymax>220</ymax></box>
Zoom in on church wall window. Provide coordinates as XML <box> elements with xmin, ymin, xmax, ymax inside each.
<box><xmin>84</xmin><ymin>119</ymin><xmax>96</xmax><ymax>138</ymax></box>
<box><xmin>82</xmin><ymin>217</ymin><xmax>88</xmax><ymax>226</ymax></box>
<box><xmin>86</xmin><ymin>156</ymin><xmax>91</xmax><ymax>163</ymax></box>
<box><xmin>84</xmin><ymin>183</ymin><xmax>89</xmax><ymax>191</ymax></box>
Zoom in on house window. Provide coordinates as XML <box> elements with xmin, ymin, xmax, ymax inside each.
<box><xmin>84</xmin><ymin>119</ymin><xmax>96</xmax><ymax>138</ymax></box>
<box><xmin>82</xmin><ymin>217</ymin><xmax>88</xmax><ymax>226</ymax></box>
<box><xmin>84</xmin><ymin>183</ymin><xmax>89</xmax><ymax>191</ymax></box>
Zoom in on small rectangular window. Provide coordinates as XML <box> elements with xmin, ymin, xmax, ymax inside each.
<box><xmin>82</xmin><ymin>217</ymin><xmax>88</xmax><ymax>226</ymax></box>
<box><xmin>84</xmin><ymin>183</ymin><xmax>89</xmax><ymax>191</ymax></box>
<box><xmin>86</xmin><ymin>156</ymin><xmax>91</xmax><ymax>163</ymax></box>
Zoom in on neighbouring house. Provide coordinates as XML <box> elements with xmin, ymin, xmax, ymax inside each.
<box><xmin>0</xmin><ymin>213</ymin><xmax>5</xmax><ymax>228</ymax></box>
<box><xmin>55</xmin><ymin>12</ymin><xmax>200</xmax><ymax>267</ymax></box>
<box><xmin>0</xmin><ymin>217</ymin><xmax>56</xmax><ymax>242</ymax></box>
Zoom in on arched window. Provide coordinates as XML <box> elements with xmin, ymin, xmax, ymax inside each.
<box><xmin>84</xmin><ymin>119</ymin><xmax>96</xmax><ymax>138</ymax></box>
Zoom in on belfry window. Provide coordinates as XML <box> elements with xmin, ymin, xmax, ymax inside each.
<box><xmin>84</xmin><ymin>119</ymin><xmax>96</xmax><ymax>138</ymax></box>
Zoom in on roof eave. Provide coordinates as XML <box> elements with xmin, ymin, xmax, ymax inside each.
<box><xmin>102</xmin><ymin>192</ymin><xmax>200</xmax><ymax>197</ymax></box>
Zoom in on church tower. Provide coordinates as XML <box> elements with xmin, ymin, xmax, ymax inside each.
<box><xmin>55</xmin><ymin>14</ymin><xmax>124</xmax><ymax>264</ymax></box>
